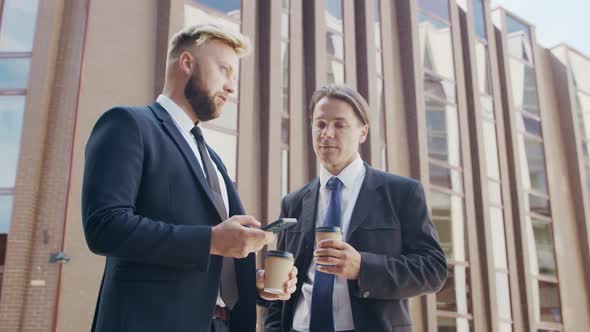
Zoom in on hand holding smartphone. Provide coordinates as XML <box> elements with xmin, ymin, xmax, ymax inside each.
<box><xmin>260</xmin><ymin>218</ymin><xmax>297</xmax><ymax>233</ymax></box>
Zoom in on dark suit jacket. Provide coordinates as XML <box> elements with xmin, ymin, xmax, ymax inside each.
<box><xmin>263</xmin><ymin>165</ymin><xmax>447</xmax><ymax>332</ymax></box>
<box><xmin>82</xmin><ymin>102</ymin><xmax>257</xmax><ymax>332</ymax></box>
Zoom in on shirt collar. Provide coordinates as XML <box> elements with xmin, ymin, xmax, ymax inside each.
<box><xmin>319</xmin><ymin>154</ymin><xmax>364</xmax><ymax>189</ymax></box>
<box><xmin>156</xmin><ymin>94</ymin><xmax>198</xmax><ymax>133</ymax></box>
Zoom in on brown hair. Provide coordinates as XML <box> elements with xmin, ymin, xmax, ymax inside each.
<box><xmin>309</xmin><ymin>84</ymin><xmax>370</xmax><ymax>126</ymax></box>
<box><xmin>168</xmin><ymin>24</ymin><xmax>251</xmax><ymax>60</ymax></box>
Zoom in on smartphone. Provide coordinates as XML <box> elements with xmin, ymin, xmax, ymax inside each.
<box><xmin>260</xmin><ymin>218</ymin><xmax>297</xmax><ymax>233</ymax></box>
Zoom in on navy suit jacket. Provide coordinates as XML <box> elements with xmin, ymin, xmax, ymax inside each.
<box><xmin>263</xmin><ymin>165</ymin><xmax>447</xmax><ymax>332</ymax></box>
<box><xmin>82</xmin><ymin>102</ymin><xmax>257</xmax><ymax>332</ymax></box>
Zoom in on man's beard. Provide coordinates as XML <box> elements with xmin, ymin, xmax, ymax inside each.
<box><xmin>184</xmin><ymin>72</ymin><xmax>221</xmax><ymax>122</ymax></box>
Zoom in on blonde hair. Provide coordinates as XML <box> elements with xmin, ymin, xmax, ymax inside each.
<box><xmin>168</xmin><ymin>24</ymin><xmax>251</xmax><ymax>59</ymax></box>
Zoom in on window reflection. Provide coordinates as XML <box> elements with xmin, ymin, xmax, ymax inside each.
<box><xmin>533</xmin><ymin>280</ymin><xmax>562</xmax><ymax>323</ymax></box>
<box><xmin>430</xmin><ymin>163</ymin><xmax>463</xmax><ymax>193</ymax></box>
<box><xmin>325</xmin><ymin>0</ymin><xmax>342</xmax><ymax>20</ymax></box>
<box><xmin>527</xmin><ymin>218</ymin><xmax>557</xmax><ymax>277</ymax></box>
<box><xmin>0</xmin><ymin>195</ymin><xmax>13</xmax><ymax>234</ymax></box>
<box><xmin>506</xmin><ymin>15</ymin><xmax>533</xmax><ymax>62</ymax></box>
<box><xmin>430</xmin><ymin>191</ymin><xmax>466</xmax><ymax>261</ymax></box>
<box><xmin>0</xmin><ymin>0</ymin><xmax>39</xmax><ymax>52</ymax></box>
<box><xmin>417</xmin><ymin>0</ymin><xmax>450</xmax><ymax>21</ymax></box>
<box><xmin>0</xmin><ymin>96</ymin><xmax>25</xmax><ymax>188</ymax></box>
<box><xmin>418</xmin><ymin>14</ymin><xmax>455</xmax><ymax>80</ymax></box>
<box><xmin>436</xmin><ymin>264</ymin><xmax>471</xmax><ymax>314</ymax></box>
<box><xmin>326</xmin><ymin>30</ymin><xmax>344</xmax><ymax>59</ymax></box>
<box><xmin>488</xmin><ymin>179</ymin><xmax>502</xmax><ymax>205</ymax></box>
<box><xmin>517</xmin><ymin>113</ymin><xmax>542</xmax><ymax>137</ymax></box>
<box><xmin>326</xmin><ymin>59</ymin><xmax>344</xmax><ymax>84</ymax></box>
<box><xmin>475</xmin><ymin>41</ymin><xmax>492</xmax><ymax>95</ymax></box>
<box><xmin>424</xmin><ymin>71</ymin><xmax>456</xmax><ymax>103</ymax></box>
<box><xmin>0</xmin><ymin>58</ymin><xmax>31</xmax><ymax>89</ymax></box>
<box><xmin>526</xmin><ymin>193</ymin><xmax>551</xmax><ymax>217</ymax></box>
<box><xmin>523</xmin><ymin>138</ymin><xmax>549</xmax><ymax>194</ymax></box>
<box><xmin>509</xmin><ymin>59</ymin><xmax>539</xmax><ymax>114</ymax></box>
<box><xmin>472</xmin><ymin>0</ymin><xmax>487</xmax><ymax>40</ymax></box>
<box><xmin>426</xmin><ymin>98</ymin><xmax>461</xmax><ymax>166</ymax></box>
<box><xmin>438</xmin><ymin>316</ymin><xmax>470</xmax><ymax>332</ymax></box>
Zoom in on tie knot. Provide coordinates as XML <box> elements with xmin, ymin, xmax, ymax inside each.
<box><xmin>190</xmin><ymin>125</ymin><xmax>203</xmax><ymax>140</ymax></box>
<box><xmin>326</xmin><ymin>177</ymin><xmax>343</xmax><ymax>191</ymax></box>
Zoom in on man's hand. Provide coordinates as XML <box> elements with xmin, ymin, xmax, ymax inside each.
<box><xmin>210</xmin><ymin>215</ymin><xmax>274</xmax><ymax>258</ymax></box>
<box><xmin>313</xmin><ymin>239</ymin><xmax>361</xmax><ymax>280</ymax></box>
<box><xmin>256</xmin><ymin>266</ymin><xmax>298</xmax><ymax>301</ymax></box>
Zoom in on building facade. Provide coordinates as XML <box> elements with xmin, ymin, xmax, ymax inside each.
<box><xmin>0</xmin><ymin>0</ymin><xmax>589</xmax><ymax>331</ymax></box>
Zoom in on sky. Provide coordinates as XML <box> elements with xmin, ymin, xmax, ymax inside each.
<box><xmin>491</xmin><ymin>0</ymin><xmax>590</xmax><ymax>55</ymax></box>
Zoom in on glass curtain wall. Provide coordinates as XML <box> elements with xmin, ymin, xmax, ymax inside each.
<box><xmin>0</xmin><ymin>0</ymin><xmax>39</xmax><ymax>298</ymax></box>
<box><xmin>417</xmin><ymin>0</ymin><xmax>472</xmax><ymax>330</ymax></box>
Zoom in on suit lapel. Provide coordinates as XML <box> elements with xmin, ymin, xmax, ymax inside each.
<box><xmin>300</xmin><ymin>179</ymin><xmax>320</xmax><ymax>241</ymax></box>
<box><xmin>346</xmin><ymin>165</ymin><xmax>380</xmax><ymax>239</ymax></box>
<box><xmin>149</xmin><ymin>102</ymin><xmax>218</xmax><ymax>217</ymax></box>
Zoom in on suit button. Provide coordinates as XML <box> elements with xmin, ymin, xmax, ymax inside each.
<box><xmin>363</xmin><ymin>291</ymin><xmax>370</xmax><ymax>298</ymax></box>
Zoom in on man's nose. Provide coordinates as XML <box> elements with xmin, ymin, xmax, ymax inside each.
<box><xmin>224</xmin><ymin>78</ymin><xmax>236</xmax><ymax>95</ymax></box>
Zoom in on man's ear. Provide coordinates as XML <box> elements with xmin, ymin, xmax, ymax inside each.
<box><xmin>179</xmin><ymin>52</ymin><xmax>195</xmax><ymax>75</ymax></box>
<box><xmin>359</xmin><ymin>124</ymin><xmax>369</xmax><ymax>144</ymax></box>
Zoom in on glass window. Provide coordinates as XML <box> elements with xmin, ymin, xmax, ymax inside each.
<box><xmin>0</xmin><ymin>0</ymin><xmax>39</xmax><ymax>52</ymax></box>
<box><xmin>506</xmin><ymin>15</ymin><xmax>532</xmax><ymax>62</ymax></box>
<box><xmin>326</xmin><ymin>59</ymin><xmax>344</xmax><ymax>84</ymax></box>
<box><xmin>526</xmin><ymin>193</ymin><xmax>551</xmax><ymax>217</ymax></box>
<box><xmin>0</xmin><ymin>195</ymin><xmax>14</xmax><ymax>233</ymax></box>
<box><xmin>472</xmin><ymin>0</ymin><xmax>487</xmax><ymax>40</ymax></box>
<box><xmin>482</xmin><ymin>119</ymin><xmax>500</xmax><ymax>179</ymax></box>
<box><xmin>374</xmin><ymin>0</ymin><xmax>382</xmax><ymax>48</ymax></box>
<box><xmin>281</xmin><ymin>117</ymin><xmax>289</xmax><ymax>146</ymax></box>
<box><xmin>426</xmin><ymin>98</ymin><xmax>461</xmax><ymax>166</ymax></box>
<box><xmin>528</xmin><ymin>218</ymin><xmax>557</xmax><ymax>277</ymax></box>
<box><xmin>496</xmin><ymin>272</ymin><xmax>512</xmax><ymax>320</ymax></box>
<box><xmin>326</xmin><ymin>30</ymin><xmax>344</xmax><ymax>59</ymax></box>
<box><xmin>0</xmin><ymin>58</ymin><xmax>31</xmax><ymax>90</ymax></box>
<box><xmin>438</xmin><ymin>316</ymin><xmax>470</xmax><ymax>331</ymax></box>
<box><xmin>0</xmin><ymin>96</ymin><xmax>25</xmax><ymax>188</ymax></box>
<box><xmin>325</xmin><ymin>0</ymin><xmax>343</xmax><ymax>20</ymax></box>
<box><xmin>185</xmin><ymin>2</ymin><xmax>241</xmax><ymax>32</ymax></box>
<box><xmin>424</xmin><ymin>71</ymin><xmax>456</xmax><ymax>103</ymax></box>
<box><xmin>430</xmin><ymin>163</ymin><xmax>463</xmax><ymax>193</ymax></box>
<box><xmin>569</xmin><ymin>51</ymin><xmax>590</xmax><ymax>93</ymax></box>
<box><xmin>436</xmin><ymin>264</ymin><xmax>471</xmax><ymax>314</ymax></box>
<box><xmin>475</xmin><ymin>41</ymin><xmax>492</xmax><ymax>95</ymax></box>
<box><xmin>517</xmin><ymin>113</ymin><xmax>542</xmax><ymax>137</ymax></box>
<box><xmin>418</xmin><ymin>14</ymin><xmax>455</xmax><ymax>81</ymax></box>
<box><xmin>480</xmin><ymin>94</ymin><xmax>494</xmax><ymax>119</ymax></box>
<box><xmin>523</xmin><ymin>138</ymin><xmax>549</xmax><ymax>194</ymax></box>
<box><xmin>430</xmin><ymin>190</ymin><xmax>466</xmax><ymax>261</ymax></box>
<box><xmin>201</xmin><ymin>128</ymin><xmax>237</xmax><ymax>180</ymax></box>
<box><xmin>417</xmin><ymin>0</ymin><xmax>450</xmax><ymax>21</ymax></box>
<box><xmin>509</xmin><ymin>59</ymin><xmax>539</xmax><ymax>114</ymax></box>
<box><xmin>490</xmin><ymin>207</ymin><xmax>508</xmax><ymax>269</ymax></box>
<box><xmin>533</xmin><ymin>280</ymin><xmax>562</xmax><ymax>323</ymax></box>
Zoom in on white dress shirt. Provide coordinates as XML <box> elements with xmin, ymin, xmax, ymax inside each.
<box><xmin>156</xmin><ymin>94</ymin><xmax>229</xmax><ymax>307</ymax></box>
<box><xmin>292</xmin><ymin>155</ymin><xmax>366</xmax><ymax>332</ymax></box>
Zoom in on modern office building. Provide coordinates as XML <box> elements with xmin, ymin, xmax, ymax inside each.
<box><xmin>0</xmin><ymin>0</ymin><xmax>589</xmax><ymax>331</ymax></box>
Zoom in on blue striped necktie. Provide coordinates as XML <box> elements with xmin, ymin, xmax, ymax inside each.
<box><xmin>309</xmin><ymin>177</ymin><xmax>343</xmax><ymax>332</ymax></box>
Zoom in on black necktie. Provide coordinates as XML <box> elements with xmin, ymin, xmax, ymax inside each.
<box><xmin>191</xmin><ymin>125</ymin><xmax>238</xmax><ymax>309</ymax></box>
